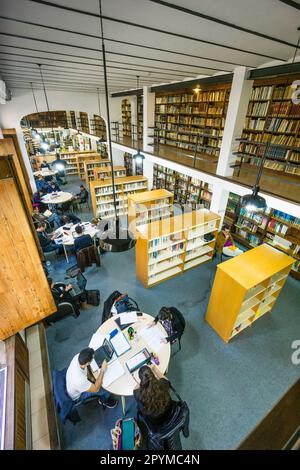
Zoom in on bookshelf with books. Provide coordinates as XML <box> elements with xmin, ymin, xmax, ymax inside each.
<box><xmin>137</xmin><ymin>95</ymin><xmax>143</xmax><ymax>140</ymax></box>
<box><xmin>128</xmin><ymin>189</ymin><xmax>174</xmax><ymax>232</ymax></box>
<box><xmin>90</xmin><ymin>115</ymin><xmax>107</xmax><ymax>140</ymax></box>
<box><xmin>94</xmin><ymin>166</ymin><xmax>126</xmax><ymax>182</ymax></box>
<box><xmin>153</xmin><ymin>163</ymin><xmax>213</xmax><ymax>209</ymax></box>
<box><xmin>60</xmin><ymin>151</ymin><xmax>80</xmax><ymax>175</ymax></box>
<box><xmin>77</xmin><ymin>154</ymin><xmax>101</xmax><ymax>180</ymax></box>
<box><xmin>235</xmin><ymin>76</ymin><xmax>300</xmax><ymax>177</ymax></box>
<box><xmin>136</xmin><ymin>209</ymin><xmax>220</xmax><ymax>288</ymax></box>
<box><xmin>84</xmin><ymin>159</ymin><xmax>111</xmax><ymax>184</ymax></box>
<box><xmin>90</xmin><ymin>176</ymin><xmax>148</xmax><ymax>219</ymax></box>
<box><xmin>205</xmin><ymin>244</ymin><xmax>294</xmax><ymax>342</ymax></box>
<box><xmin>224</xmin><ymin>192</ymin><xmax>300</xmax><ymax>279</ymax></box>
<box><xmin>124</xmin><ymin>152</ymin><xmax>133</xmax><ymax>176</ymax></box>
<box><xmin>154</xmin><ymin>84</ymin><xmax>231</xmax><ymax>160</ymax></box>
<box><xmin>122</xmin><ymin>99</ymin><xmax>132</xmax><ymax>138</ymax></box>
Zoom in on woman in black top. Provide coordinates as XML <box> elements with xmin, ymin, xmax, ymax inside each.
<box><xmin>134</xmin><ymin>364</ymin><xmax>173</xmax><ymax>427</ymax></box>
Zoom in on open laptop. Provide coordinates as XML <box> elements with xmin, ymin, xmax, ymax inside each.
<box><xmin>94</xmin><ymin>339</ymin><xmax>115</xmax><ymax>366</ymax></box>
<box><xmin>69</xmin><ymin>272</ymin><xmax>87</xmax><ymax>298</ymax></box>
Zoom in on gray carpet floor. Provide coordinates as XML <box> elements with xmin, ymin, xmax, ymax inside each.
<box><xmin>45</xmin><ymin>176</ymin><xmax>300</xmax><ymax>450</ymax></box>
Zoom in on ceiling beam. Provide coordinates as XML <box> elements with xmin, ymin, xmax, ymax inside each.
<box><xmin>278</xmin><ymin>0</ymin><xmax>300</xmax><ymax>10</ymax></box>
<box><xmin>150</xmin><ymin>73</ymin><xmax>233</xmax><ymax>92</ymax></box>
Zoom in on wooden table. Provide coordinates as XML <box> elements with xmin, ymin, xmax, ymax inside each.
<box><xmin>53</xmin><ymin>222</ymin><xmax>99</xmax><ymax>262</ymax></box>
<box><xmin>41</xmin><ymin>191</ymin><xmax>73</xmax><ymax>206</ymax></box>
<box><xmin>94</xmin><ymin>313</ymin><xmax>171</xmax><ymax>415</ymax></box>
<box><xmin>33</xmin><ymin>170</ymin><xmax>57</xmax><ymax>177</ymax></box>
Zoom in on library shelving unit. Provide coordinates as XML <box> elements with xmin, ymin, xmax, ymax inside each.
<box><xmin>97</xmin><ymin>142</ymin><xmax>109</xmax><ymax>159</ymax></box>
<box><xmin>137</xmin><ymin>95</ymin><xmax>143</xmax><ymax>139</ymax></box>
<box><xmin>94</xmin><ymin>166</ymin><xmax>126</xmax><ymax>182</ymax></box>
<box><xmin>60</xmin><ymin>151</ymin><xmax>80</xmax><ymax>176</ymax></box>
<box><xmin>77</xmin><ymin>154</ymin><xmax>101</xmax><ymax>180</ymax></box>
<box><xmin>205</xmin><ymin>244</ymin><xmax>294</xmax><ymax>343</ymax></box>
<box><xmin>154</xmin><ymin>84</ymin><xmax>231</xmax><ymax>160</ymax></box>
<box><xmin>225</xmin><ymin>192</ymin><xmax>300</xmax><ymax>279</ymax></box>
<box><xmin>90</xmin><ymin>115</ymin><xmax>107</xmax><ymax>140</ymax></box>
<box><xmin>124</xmin><ymin>152</ymin><xmax>133</xmax><ymax>176</ymax></box>
<box><xmin>90</xmin><ymin>175</ymin><xmax>148</xmax><ymax>219</ymax></box>
<box><xmin>25</xmin><ymin>111</ymin><xmax>68</xmax><ymax>128</ymax></box>
<box><xmin>122</xmin><ymin>99</ymin><xmax>131</xmax><ymax>138</ymax></box>
<box><xmin>136</xmin><ymin>209</ymin><xmax>220</xmax><ymax>288</ymax></box>
<box><xmin>235</xmin><ymin>75</ymin><xmax>300</xmax><ymax>177</ymax></box>
<box><xmin>66</xmin><ymin>110</ymin><xmax>77</xmax><ymax>129</ymax></box>
<box><xmin>84</xmin><ymin>159</ymin><xmax>111</xmax><ymax>184</ymax></box>
<box><xmin>128</xmin><ymin>189</ymin><xmax>174</xmax><ymax>232</ymax></box>
<box><xmin>153</xmin><ymin>163</ymin><xmax>213</xmax><ymax>209</ymax></box>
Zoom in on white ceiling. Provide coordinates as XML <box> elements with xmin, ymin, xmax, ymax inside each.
<box><xmin>0</xmin><ymin>0</ymin><xmax>299</xmax><ymax>94</ymax></box>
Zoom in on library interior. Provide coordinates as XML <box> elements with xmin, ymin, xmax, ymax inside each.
<box><xmin>0</xmin><ymin>0</ymin><xmax>299</xmax><ymax>452</ymax></box>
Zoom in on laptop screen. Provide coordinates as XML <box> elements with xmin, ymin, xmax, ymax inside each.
<box><xmin>76</xmin><ymin>272</ymin><xmax>87</xmax><ymax>290</ymax></box>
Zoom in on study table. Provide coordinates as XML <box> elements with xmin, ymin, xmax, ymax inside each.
<box><xmin>53</xmin><ymin>221</ymin><xmax>99</xmax><ymax>262</ymax></box>
<box><xmin>33</xmin><ymin>169</ymin><xmax>57</xmax><ymax>177</ymax></box>
<box><xmin>93</xmin><ymin>313</ymin><xmax>171</xmax><ymax>415</ymax></box>
<box><xmin>41</xmin><ymin>191</ymin><xmax>73</xmax><ymax>206</ymax></box>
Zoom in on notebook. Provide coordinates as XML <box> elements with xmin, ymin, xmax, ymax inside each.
<box><xmin>102</xmin><ymin>360</ymin><xmax>125</xmax><ymax>387</ymax></box>
<box><xmin>110</xmin><ymin>332</ymin><xmax>131</xmax><ymax>357</ymax></box>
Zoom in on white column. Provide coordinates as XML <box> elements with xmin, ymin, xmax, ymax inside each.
<box><xmin>217</xmin><ymin>67</ymin><xmax>253</xmax><ymax>177</ymax></box>
<box><xmin>209</xmin><ymin>184</ymin><xmax>230</xmax><ymax>227</ymax></box>
<box><xmin>143</xmin><ymin>158</ymin><xmax>154</xmax><ymax>189</ymax></box>
<box><xmin>143</xmin><ymin>85</ymin><xmax>155</xmax><ymax>152</ymax></box>
<box><xmin>15</xmin><ymin>124</ymin><xmax>37</xmax><ymax>192</ymax></box>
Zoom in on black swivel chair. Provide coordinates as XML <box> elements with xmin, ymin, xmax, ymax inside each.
<box><xmin>46</xmin><ymin>302</ymin><xmax>80</xmax><ymax>325</ymax></box>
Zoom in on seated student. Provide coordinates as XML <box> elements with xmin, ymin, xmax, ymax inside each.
<box><xmin>35</xmin><ymin>175</ymin><xmax>49</xmax><ymax>193</ymax></box>
<box><xmin>150</xmin><ymin>307</ymin><xmax>185</xmax><ymax>345</ymax></box>
<box><xmin>216</xmin><ymin>223</ymin><xmax>243</xmax><ymax>258</ymax></box>
<box><xmin>36</xmin><ymin>222</ymin><xmax>60</xmax><ymax>253</ymax></box>
<box><xmin>40</xmin><ymin>160</ymin><xmax>51</xmax><ymax>170</ymax></box>
<box><xmin>66</xmin><ymin>348</ymin><xmax>118</xmax><ymax>408</ymax></box>
<box><xmin>32</xmin><ymin>205</ymin><xmax>62</xmax><ymax>228</ymax></box>
<box><xmin>74</xmin><ymin>225</ymin><xmax>93</xmax><ymax>253</ymax></box>
<box><xmin>33</xmin><ymin>190</ymin><xmax>48</xmax><ymax>212</ymax></box>
<box><xmin>46</xmin><ymin>179</ymin><xmax>61</xmax><ymax>193</ymax></box>
<box><xmin>48</xmin><ymin>277</ymin><xmax>83</xmax><ymax>305</ymax></box>
<box><xmin>75</xmin><ymin>185</ymin><xmax>89</xmax><ymax>204</ymax></box>
<box><xmin>134</xmin><ymin>364</ymin><xmax>173</xmax><ymax>427</ymax></box>
<box><xmin>60</xmin><ymin>213</ymin><xmax>81</xmax><ymax>225</ymax></box>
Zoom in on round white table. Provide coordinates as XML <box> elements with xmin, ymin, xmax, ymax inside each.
<box><xmin>95</xmin><ymin>313</ymin><xmax>171</xmax><ymax>415</ymax></box>
<box><xmin>34</xmin><ymin>169</ymin><xmax>57</xmax><ymax>177</ymax></box>
<box><xmin>53</xmin><ymin>222</ymin><xmax>99</xmax><ymax>262</ymax></box>
<box><xmin>41</xmin><ymin>191</ymin><xmax>73</xmax><ymax>205</ymax></box>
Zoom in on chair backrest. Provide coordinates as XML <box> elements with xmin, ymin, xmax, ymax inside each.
<box><xmin>77</xmin><ymin>245</ymin><xmax>100</xmax><ymax>272</ymax></box>
<box><xmin>52</xmin><ymin>368</ymin><xmax>80</xmax><ymax>424</ymax></box>
<box><xmin>102</xmin><ymin>290</ymin><xmax>122</xmax><ymax>323</ymax></box>
<box><xmin>47</xmin><ymin>301</ymin><xmax>78</xmax><ymax>324</ymax></box>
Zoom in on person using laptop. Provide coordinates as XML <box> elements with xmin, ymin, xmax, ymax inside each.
<box><xmin>66</xmin><ymin>348</ymin><xmax>118</xmax><ymax>408</ymax></box>
<box><xmin>73</xmin><ymin>225</ymin><xmax>93</xmax><ymax>253</ymax></box>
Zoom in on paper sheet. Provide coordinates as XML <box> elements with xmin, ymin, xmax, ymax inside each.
<box><xmin>139</xmin><ymin>325</ymin><xmax>166</xmax><ymax>352</ymax></box>
<box><xmin>90</xmin><ymin>358</ymin><xmax>99</xmax><ymax>373</ymax></box>
<box><xmin>119</xmin><ymin>311</ymin><xmax>138</xmax><ymax>325</ymax></box>
<box><xmin>110</xmin><ymin>332</ymin><xmax>131</xmax><ymax>356</ymax></box>
<box><xmin>88</xmin><ymin>333</ymin><xmax>109</xmax><ymax>350</ymax></box>
<box><xmin>102</xmin><ymin>360</ymin><xmax>125</xmax><ymax>388</ymax></box>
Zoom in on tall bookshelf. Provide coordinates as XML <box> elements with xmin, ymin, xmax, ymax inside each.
<box><xmin>122</xmin><ymin>99</ymin><xmax>132</xmax><ymax>138</ymax></box>
<box><xmin>124</xmin><ymin>152</ymin><xmax>133</xmax><ymax>176</ymax></box>
<box><xmin>24</xmin><ymin>111</ymin><xmax>68</xmax><ymax>129</ymax></box>
<box><xmin>90</xmin><ymin>175</ymin><xmax>148</xmax><ymax>219</ymax></box>
<box><xmin>90</xmin><ymin>115</ymin><xmax>107</xmax><ymax>140</ymax></box>
<box><xmin>128</xmin><ymin>189</ymin><xmax>174</xmax><ymax>232</ymax></box>
<box><xmin>236</xmin><ymin>75</ymin><xmax>300</xmax><ymax>177</ymax></box>
<box><xmin>224</xmin><ymin>192</ymin><xmax>300</xmax><ymax>279</ymax></box>
<box><xmin>153</xmin><ymin>163</ymin><xmax>213</xmax><ymax>209</ymax></box>
<box><xmin>60</xmin><ymin>151</ymin><xmax>80</xmax><ymax>176</ymax></box>
<box><xmin>155</xmin><ymin>84</ymin><xmax>231</xmax><ymax>159</ymax></box>
<box><xmin>137</xmin><ymin>95</ymin><xmax>143</xmax><ymax>140</ymax></box>
<box><xmin>84</xmin><ymin>159</ymin><xmax>111</xmax><ymax>184</ymax></box>
<box><xmin>97</xmin><ymin>142</ymin><xmax>109</xmax><ymax>158</ymax></box>
<box><xmin>205</xmin><ymin>244</ymin><xmax>294</xmax><ymax>342</ymax></box>
<box><xmin>136</xmin><ymin>209</ymin><xmax>220</xmax><ymax>288</ymax></box>
<box><xmin>77</xmin><ymin>154</ymin><xmax>101</xmax><ymax>180</ymax></box>
<box><xmin>94</xmin><ymin>166</ymin><xmax>126</xmax><ymax>181</ymax></box>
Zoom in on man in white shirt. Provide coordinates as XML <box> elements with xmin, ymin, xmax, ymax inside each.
<box><xmin>66</xmin><ymin>347</ymin><xmax>118</xmax><ymax>408</ymax></box>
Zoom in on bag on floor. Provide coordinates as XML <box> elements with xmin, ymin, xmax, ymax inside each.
<box><xmin>113</xmin><ymin>293</ymin><xmax>139</xmax><ymax>314</ymax></box>
<box><xmin>111</xmin><ymin>417</ymin><xmax>141</xmax><ymax>450</ymax></box>
<box><xmin>85</xmin><ymin>289</ymin><xmax>100</xmax><ymax>306</ymax></box>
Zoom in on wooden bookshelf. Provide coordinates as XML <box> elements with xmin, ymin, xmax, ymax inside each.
<box><xmin>225</xmin><ymin>192</ymin><xmax>300</xmax><ymax>279</ymax></box>
<box><xmin>122</xmin><ymin>98</ymin><xmax>131</xmax><ymax>137</ymax></box>
<box><xmin>236</xmin><ymin>75</ymin><xmax>300</xmax><ymax>177</ymax></box>
<box><xmin>77</xmin><ymin>153</ymin><xmax>101</xmax><ymax>180</ymax></box>
<box><xmin>205</xmin><ymin>244</ymin><xmax>294</xmax><ymax>342</ymax></box>
<box><xmin>128</xmin><ymin>189</ymin><xmax>174</xmax><ymax>233</ymax></box>
<box><xmin>153</xmin><ymin>163</ymin><xmax>213</xmax><ymax>209</ymax></box>
<box><xmin>90</xmin><ymin>175</ymin><xmax>148</xmax><ymax>219</ymax></box>
<box><xmin>137</xmin><ymin>95</ymin><xmax>143</xmax><ymax>140</ymax></box>
<box><xmin>60</xmin><ymin>151</ymin><xmax>80</xmax><ymax>175</ymax></box>
<box><xmin>155</xmin><ymin>84</ymin><xmax>231</xmax><ymax>160</ymax></box>
<box><xmin>136</xmin><ymin>209</ymin><xmax>220</xmax><ymax>288</ymax></box>
<box><xmin>84</xmin><ymin>159</ymin><xmax>111</xmax><ymax>184</ymax></box>
<box><xmin>124</xmin><ymin>152</ymin><xmax>133</xmax><ymax>176</ymax></box>
<box><xmin>90</xmin><ymin>114</ymin><xmax>107</xmax><ymax>140</ymax></box>
<box><xmin>24</xmin><ymin>111</ymin><xmax>68</xmax><ymax>129</ymax></box>
<box><xmin>94</xmin><ymin>165</ymin><xmax>126</xmax><ymax>182</ymax></box>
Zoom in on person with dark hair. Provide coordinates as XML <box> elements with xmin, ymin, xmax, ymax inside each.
<box><xmin>40</xmin><ymin>160</ymin><xmax>51</xmax><ymax>170</ymax></box>
<box><xmin>75</xmin><ymin>185</ymin><xmax>89</xmax><ymax>204</ymax></box>
<box><xmin>46</xmin><ymin>178</ymin><xmax>61</xmax><ymax>193</ymax></box>
<box><xmin>52</xmin><ymin>153</ymin><xmax>67</xmax><ymax>184</ymax></box>
<box><xmin>35</xmin><ymin>175</ymin><xmax>49</xmax><ymax>193</ymax></box>
<box><xmin>134</xmin><ymin>364</ymin><xmax>173</xmax><ymax>427</ymax></box>
<box><xmin>216</xmin><ymin>223</ymin><xmax>243</xmax><ymax>257</ymax></box>
<box><xmin>33</xmin><ymin>190</ymin><xmax>48</xmax><ymax>212</ymax></box>
<box><xmin>73</xmin><ymin>224</ymin><xmax>93</xmax><ymax>253</ymax></box>
<box><xmin>48</xmin><ymin>277</ymin><xmax>75</xmax><ymax>304</ymax></box>
<box><xmin>36</xmin><ymin>222</ymin><xmax>60</xmax><ymax>253</ymax></box>
<box><xmin>66</xmin><ymin>348</ymin><xmax>118</xmax><ymax>408</ymax></box>
<box><xmin>32</xmin><ymin>205</ymin><xmax>62</xmax><ymax>228</ymax></box>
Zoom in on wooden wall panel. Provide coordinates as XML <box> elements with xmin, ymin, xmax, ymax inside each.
<box><xmin>0</xmin><ymin>178</ymin><xmax>56</xmax><ymax>340</ymax></box>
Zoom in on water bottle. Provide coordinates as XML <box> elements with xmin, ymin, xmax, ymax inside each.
<box><xmin>46</xmin><ymin>260</ymin><xmax>53</xmax><ymax>274</ymax></box>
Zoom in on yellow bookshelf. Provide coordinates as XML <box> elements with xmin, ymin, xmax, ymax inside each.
<box><xmin>205</xmin><ymin>244</ymin><xmax>294</xmax><ymax>343</ymax></box>
<box><xmin>90</xmin><ymin>175</ymin><xmax>148</xmax><ymax>219</ymax></box>
<box><xmin>136</xmin><ymin>209</ymin><xmax>220</xmax><ymax>288</ymax></box>
<box><xmin>94</xmin><ymin>165</ymin><xmax>126</xmax><ymax>182</ymax></box>
<box><xmin>84</xmin><ymin>159</ymin><xmax>111</xmax><ymax>185</ymax></box>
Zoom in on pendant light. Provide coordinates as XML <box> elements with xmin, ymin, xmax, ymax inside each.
<box><xmin>132</xmin><ymin>149</ymin><xmax>145</xmax><ymax>164</ymax></box>
<box><xmin>241</xmin><ymin>29</ymin><xmax>300</xmax><ymax>212</ymax></box>
<box><xmin>98</xmin><ymin>0</ymin><xmax>135</xmax><ymax>252</ymax></box>
<box><xmin>38</xmin><ymin>64</ymin><xmax>59</xmax><ymax>149</ymax></box>
<box><xmin>30</xmin><ymin>82</ymin><xmax>40</xmax><ymax>140</ymax></box>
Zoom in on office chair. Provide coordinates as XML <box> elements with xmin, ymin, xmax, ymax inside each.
<box><xmin>220</xmin><ymin>251</ymin><xmax>232</xmax><ymax>262</ymax></box>
<box><xmin>46</xmin><ymin>301</ymin><xmax>80</xmax><ymax>325</ymax></box>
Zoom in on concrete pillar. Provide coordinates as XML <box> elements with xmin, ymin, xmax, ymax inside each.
<box><xmin>15</xmin><ymin>124</ymin><xmax>37</xmax><ymax>192</ymax></box>
<box><xmin>143</xmin><ymin>158</ymin><xmax>154</xmax><ymax>189</ymax></box>
<box><xmin>209</xmin><ymin>184</ymin><xmax>230</xmax><ymax>227</ymax></box>
<box><xmin>143</xmin><ymin>85</ymin><xmax>155</xmax><ymax>152</ymax></box>
<box><xmin>217</xmin><ymin>67</ymin><xmax>253</xmax><ymax>177</ymax></box>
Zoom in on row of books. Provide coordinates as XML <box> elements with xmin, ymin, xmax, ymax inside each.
<box><xmin>271</xmin><ymin>210</ymin><xmax>300</xmax><ymax>227</ymax></box>
<box><xmin>247</xmin><ymin>101</ymin><xmax>269</xmax><ymax>116</ymax></box>
<box><xmin>250</xmin><ymin>86</ymin><xmax>273</xmax><ymax>101</ymax></box>
<box><xmin>238</xmin><ymin>143</ymin><xmax>289</xmax><ymax>159</ymax></box>
<box><xmin>236</xmin><ymin>229</ymin><xmax>261</xmax><ymax>247</ymax></box>
<box><xmin>269</xmin><ymin>101</ymin><xmax>300</xmax><ymax>116</ymax></box>
<box><xmin>289</xmin><ymin>152</ymin><xmax>300</xmax><ymax>163</ymax></box>
<box><xmin>273</xmin><ymin>85</ymin><xmax>294</xmax><ymax>100</ymax></box>
<box><xmin>241</xmin><ymin>132</ymin><xmax>295</xmax><ymax>146</ymax></box>
<box><xmin>265</xmin><ymin>118</ymin><xmax>298</xmax><ymax>133</ymax></box>
<box><xmin>155</xmin><ymin>90</ymin><xmax>227</xmax><ymax>104</ymax></box>
<box><xmin>267</xmin><ymin>219</ymin><xmax>289</xmax><ymax>235</ymax></box>
<box><xmin>286</xmin><ymin>165</ymin><xmax>300</xmax><ymax>175</ymax></box>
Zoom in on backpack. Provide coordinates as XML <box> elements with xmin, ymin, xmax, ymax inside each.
<box><xmin>111</xmin><ymin>417</ymin><xmax>141</xmax><ymax>450</ymax></box>
<box><xmin>102</xmin><ymin>290</ymin><xmax>122</xmax><ymax>323</ymax></box>
<box><xmin>85</xmin><ymin>289</ymin><xmax>100</xmax><ymax>306</ymax></box>
<box><xmin>113</xmin><ymin>293</ymin><xmax>139</xmax><ymax>314</ymax></box>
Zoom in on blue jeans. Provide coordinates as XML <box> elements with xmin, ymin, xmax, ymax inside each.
<box><xmin>76</xmin><ymin>389</ymin><xmax>110</xmax><ymax>405</ymax></box>
<box><xmin>43</xmin><ymin>242</ymin><xmax>60</xmax><ymax>253</ymax></box>
<box><xmin>48</xmin><ymin>213</ymin><xmax>62</xmax><ymax>227</ymax></box>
